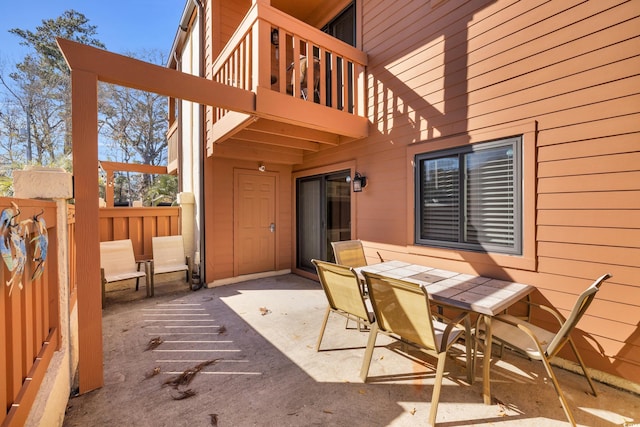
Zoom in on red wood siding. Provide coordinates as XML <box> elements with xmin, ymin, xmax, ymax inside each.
<box><xmin>293</xmin><ymin>0</ymin><xmax>640</xmax><ymax>382</ymax></box>
<box><xmin>205</xmin><ymin>158</ymin><xmax>292</xmax><ymax>281</ymax></box>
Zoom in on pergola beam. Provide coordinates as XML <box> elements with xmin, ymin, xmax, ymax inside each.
<box><xmin>99</xmin><ymin>161</ymin><xmax>169</xmax><ymax>207</ymax></box>
<box><xmin>57</xmin><ymin>38</ymin><xmax>255</xmax><ymax>111</ymax></box>
<box><xmin>56</xmin><ymin>37</ymin><xmax>257</xmax><ymax>393</ymax></box>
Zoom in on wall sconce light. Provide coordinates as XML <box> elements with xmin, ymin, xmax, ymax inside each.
<box><xmin>351</xmin><ymin>172</ymin><xmax>367</xmax><ymax>192</ymax></box>
<box><xmin>271</xmin><ymin>28</ymin><xmax>279</xmax><ymax>60</ymax></box>
<box><xmin>258</xmin><ymin>163</ymin><xmax>266</xmax><ymax>172</ymax></box>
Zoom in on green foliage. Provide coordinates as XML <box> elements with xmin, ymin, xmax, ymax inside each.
<box><xmin>9</xmin><ymin>10</ymin><xmax>106</xmax><ymax>75</ymax></box>
<box><xmin>0</xmin><ymin>175</ymin><xmax>14</xmax><ymax>196</ymax></box>
<box><xmin>1</xmin><ymin>11</ymin><xmax>170</xmax><ymax>200</ymax></box>
<box><xmin>145</xmin><ymin>174</ymin><xmax>178</xmax><ymax>206</ymax></box>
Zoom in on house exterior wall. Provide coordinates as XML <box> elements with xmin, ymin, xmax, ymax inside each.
<box><xmin>179</xmin><ymin>17</ymin><xmax>203</xmax><ymax>262</ymax></box>
<box><xmin>291</xmin><ymin>0</ymin><xmax>640</xmax><ymax>384</ymax></box>
<box><xmin>204</xmin><ymin>157</ymin><xmax>292</xmax><ymax>281</ymax></box>
<box><xmin>193</xmin><ymin>0</ymin><xmax>639</xmax><ymax>385</ymax></box>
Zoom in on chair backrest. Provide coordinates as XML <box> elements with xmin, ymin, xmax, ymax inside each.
<box><xmin>547</xmin><ymin>273</ymin><xmax>611</xmax><ymax>356</ymax></box>
<box><xmin>331</xmin><ymin>240</ymin><xmax>367</xmax><ymax>268</ymax></box>
<box><xmin>152</xmin><ymin>235</ymin><xmax>186</xmax><ymax>267</ymax></box>
<box><xmin>312</xmin><ymin>259</ymin><xmax>373</xmax><ymax>323</ymax></box>
<box><xmin>363</xmin><ymin>271</ymin><xmax>438</xmax><ymax>351</ymax></box>
<box><xmin>100</xmin><ymin>239</ymin><xmax>137</xmax><ymax>275</ymax></box>
<box><xmin>299</xmin><ymin>55</ymin><xmax>320</xmax><ymax>88</ymax></box>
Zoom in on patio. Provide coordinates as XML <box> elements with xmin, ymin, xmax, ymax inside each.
<box><xmin>62</xmin><ymin>274</ymin><xmax>639</xmax><ymax>426</ymax></box>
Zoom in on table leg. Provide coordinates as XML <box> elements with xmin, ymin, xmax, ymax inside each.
<box><xmin>483</xmin><ymin>315</ymin><xmax>492</xmax><ymax>405</ymax></box>
<box><xmin>465</xmin><ymin>316</ymin><xmax>473</xmax><ymax>384</ymax></box>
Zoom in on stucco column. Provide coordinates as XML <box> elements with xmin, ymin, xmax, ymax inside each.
<box><xmin>13</xmin><ymin>166</ymin><xmax>75</xmax><ymax>426</ymax></box>
<box><xmin>177</xmin><ymin>192</ymin><xmax>195</xmax><ymax>265</ymax></box>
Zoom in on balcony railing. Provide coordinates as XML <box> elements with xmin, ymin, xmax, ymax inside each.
<box><xmin>167</xmin><ymin>121</ymin><xmax>178</xmax><ymax>175</ymax></box>
<box><xmin>211</xmin><ymin>2</ymin><xmax>368</xmax><ymax>129</ymax></box>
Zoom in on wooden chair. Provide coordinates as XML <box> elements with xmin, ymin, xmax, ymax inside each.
<box><xmin>477</xmin><ymin>273</ymin><xmax>611</xmax><ymax>426</ymax></box>
<box><xmin>150</xmin><ymin>235</ymin><xmax>193</xmax><ymax>295</ymax></box>
<box><xmin>361</xmin><ymin>271</ymin><xmax>470</xmax><ymax>427</ymax></box>
<box><xmin>311</xmin><ymin>259</ymin><xmax>374</xmax><ymax>351</ymax></box>
<box><xmin>100</xmin><ymin>239</ymin><xmax>150</xmax><ymax>307</ymax></box>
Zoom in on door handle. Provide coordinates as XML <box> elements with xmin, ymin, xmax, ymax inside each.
<box><xmin>269</xmin><ymin>223</ymin><xmax>276</xmax><ymax>233</ymax></box>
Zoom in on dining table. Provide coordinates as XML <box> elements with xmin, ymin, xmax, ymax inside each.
<box><xmin>356</xmin><ymin>260</ymin><xmax>535</xmax><ymax>405</ymax></box>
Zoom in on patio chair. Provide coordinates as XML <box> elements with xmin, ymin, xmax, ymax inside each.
<box><xmin>150</xmin><ymin>235</ymin><xmax>193</xmax><ymax>295</ymax></box>
<box><xmin>100</xmin><ymin>239</ymin><xmax>150</xmax><ymax>307</ymax></box>
<box><xmin>361</xmin><ymin>271</ymin><xmax>470</xmax><ymax>427</ymax></box>
<box><xmin>311</xmin><ymin>259</ymin><xmax>374</xmax><ymax>351</ymax></box>
<box><xmin>477</xmin><ymin>273</ymin><xmax>612</xmax><ymax>426</ymax></box>
<box><xmin>330</xmin><ymin>240</ymin><xmax>373</xmax><ymax>330</ymax></box>
<box><xmin>331</xmin><ymin>240</ymin><xmax>368</xmax><ymax>267</ymax></box>
<box><xmin>288</xmin><ymin>55</ymin><xmax>320</xmax><ymax>102</ymax></box>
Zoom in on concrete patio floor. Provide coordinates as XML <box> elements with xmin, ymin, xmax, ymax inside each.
<box><xmin>62</xmin><ymin>274</ymin><xmax>639</xmax><ymax>427</ymax></box>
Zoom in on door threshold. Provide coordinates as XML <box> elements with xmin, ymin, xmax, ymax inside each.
<box><xmin>206</xmin><ymin>269</ymin><xmax>291</xmax><ymax>287</ymax></box>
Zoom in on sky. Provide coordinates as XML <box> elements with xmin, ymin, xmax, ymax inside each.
<box><xmin>0</xmin><ymin>0</ymin><xmax>187</xmax><ymax>65</ymax></box>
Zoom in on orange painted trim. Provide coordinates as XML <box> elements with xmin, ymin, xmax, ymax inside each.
<box><xmin>70</xmin><ymin>69</ymin><xmax>104</xmax><ymax>393</ymax></box>
<box><xmin>56</xmin><ymin>38</ymin><xmax>255</xmax><ymax>113</ymax></box>
<box><xmin>2</xmin><ymin>329</ymin><xmax>58</xmax><ymax>427</ymax></box>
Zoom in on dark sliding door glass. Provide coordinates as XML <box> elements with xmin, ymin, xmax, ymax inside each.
<box><xmin>296</xmin><ymin>170</ymin><xmax>351</xmax><ymax>272</ymax></box>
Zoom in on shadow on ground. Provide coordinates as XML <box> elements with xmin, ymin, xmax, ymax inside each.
<box><xmin>63</xmin><ymin>274</ymin><xmax>639</xmax><ymax>427</ymax></box>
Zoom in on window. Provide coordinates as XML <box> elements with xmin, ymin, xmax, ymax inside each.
<box><xmin>322</xmin><ymin>2</ymin><xmax>355</xmax><ymax>47</ymax></box>
<box><xmin>322</xmin><ymin>2</ymin><xmax>355</xmax><ymax>111</ymax></box>
<box><xmin>415</xmin><ymin>136</ymin><xmax>522</xmax><ymax>254</ymax></box>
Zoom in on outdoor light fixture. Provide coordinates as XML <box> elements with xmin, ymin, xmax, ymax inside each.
<box><xmin>351</xmin><ymin>172</ymin><xmax>367</xmax><ymax>192</ymax></box>
<box><xmin>270</xmin><ymin>28</ymin><xmax>279</xmax><ymax>46</ymax></box>
<box><xmin>258</xmin><ymin>163</ymin><xmax>266</xmax><ymax>172</ymax></box>
<box><xmin>271</xmin><ymin>28</ymin><xmax>280</xmax><ymax>60</ymax></box>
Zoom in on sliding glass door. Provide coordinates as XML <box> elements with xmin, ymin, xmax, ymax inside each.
<box><xmin>297</xmin><ymin>170</ymin><xmax>351</xmax><ymax>272</ymax></box>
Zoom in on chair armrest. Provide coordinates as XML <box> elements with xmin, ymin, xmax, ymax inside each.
<box><xmin>439</xmin><ymin>311</ymin><xmax>469</xmax><ymax>352</ymax></box>
<box><xmin>520</xmin><ymin>300</ymin><xmax>566</xmax><ymax>326</ymax></box>
<box><xmin>491</xmin><ymin>314</ymin><xmax>550</xmax><ymax>356</ymax></box>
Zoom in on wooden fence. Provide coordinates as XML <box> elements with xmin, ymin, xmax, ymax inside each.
<box><xmin>68</xmin><ymin>205</ymin><xmax>77</xmax><ymax>309</ymax></box>
<box><xmin>99</xmin><ymin>206</ymin><xmax>181</xmax><ymax>260</ymax></box>
<box><xmin>1</xmin><ymin>198</ymin><xmax>60</xmax><ymax>427</ymax></box>
<box><xmin>1</xmin><ymin>202</ymin><xmax>181</xmax><ymax>426</ymax></box>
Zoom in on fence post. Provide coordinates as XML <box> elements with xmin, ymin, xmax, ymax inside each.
<box><xmin>177</xmin><ymin>192</ymin><xmax>195</xmax><ymax>265</ymax></box>
<box><xmin>13</xmin><ymin>166</ymin><xmax>74</xmax><ymax>426</ymax></box>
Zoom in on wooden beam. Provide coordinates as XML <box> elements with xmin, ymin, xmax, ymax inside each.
<box><xmin>249</xmin><ymin>119</ymin><xmax>340</xmax><ymax>145</ymax></box>
<box><xmin>255</xmin><ymin>87</ymin><xmax>368</xmax><ymax>140</ymax></box>
<box><xmin>56</xmin><ymin>38</ymin><xmax>255</xmax><ymax>112</ymax></box>
<box><xmin>72</xmin><ymin>69</ymin><xmax>103</xmax><ymax>393</ymax></box>
<box><xmin>233</xmin><ymin>129</ymin><xmax>320</xmax><ymax>151</ymax></box>
<box><xmin>212</xmin><ymin>139</ymin><xmax>303</xmax><ymax>164</ymax></box>
<box><xmin>99</xmin><ymin>161</ymin><xmax>168</xmax><ymax>175</ymax></box>
<box><xmin>209</xmin><ymin>111</ymin><xmax>255</xmax><ymax>144</ymax></box>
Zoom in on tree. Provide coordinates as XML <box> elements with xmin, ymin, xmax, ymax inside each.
<box><xmin>99</xmin><ymin>50</ymin><xmax>171</xmax><ymax>203</ymax></box>
<box><xmin>8</xmin><ymin>10</ymin><xmax>106</xmax><ymax>156</ymax></box>
<box><xmin>10</xmin><ymin>10</ymin><xmax>105</xmax><ymax>76</ymax></box>
<box><xmin>0</xmin><ymin>12</ymin><xmax>174</xmax><ymax>203</ymax></box>
<box><xmin>1</xmin><ymin>55</ymin><xmax>67</xmax><ymax>164</ymax></box>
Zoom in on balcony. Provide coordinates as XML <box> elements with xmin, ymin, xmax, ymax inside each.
<box><xmin>207</xmin><ymin>1</ymin><xmax>369</xmax><ymax>164</ymax></box>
